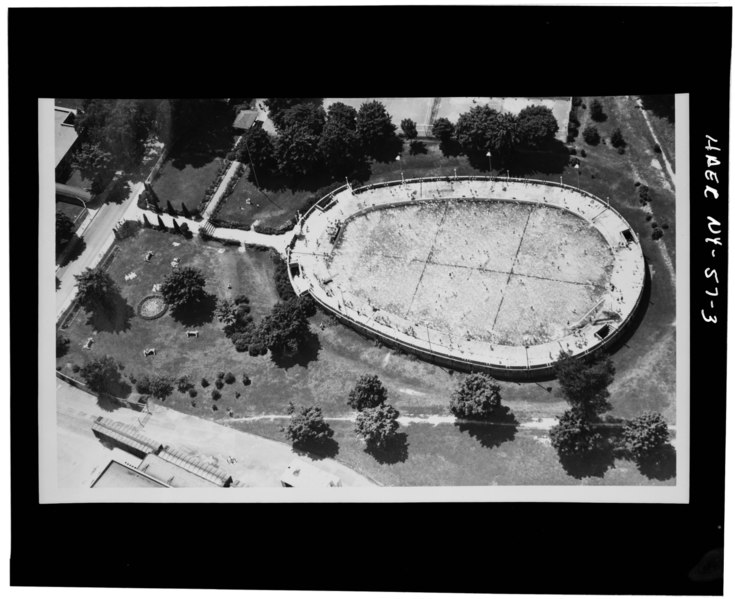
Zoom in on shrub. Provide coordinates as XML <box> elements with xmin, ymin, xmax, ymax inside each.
<box><xmin>282</xmin><ymin>402</ymin><xmax>334</xmax><ymax>446</ymax></box>
<box><xmin>652</xmin><ymin>229</ymin><xmax>664</xmax><ymax>240</ymax></box>
<box><xmin>242</xmin><ymin>375</ymin><xmax>251</xmax><ymax>386</ymax></box>
<box><xmin>215</xmin><ymin>380</ymin><xmax>224</xmax><ymax>390</ymax></box>
<box><xmin>550</xmin><ymin>409</ymin><xmax>604</xmax><ymax>456</ymax></box>
<box><xmin>646</xmin><ymin>214</ymin><xmax>653</xmax><ymax>221</ymax></box>
<box><xmin>235</xmin><ymin>392</ymin><xmax>241</xmax><ymax>399</ymax></box>
<box><xmin>135</xmin><ymin>375</ymin><xmax>151</xmax><ymax>394</ymax></box>
<box><xmin>638</xmin><ymin>185</ymin><xmax>651</xmax><ymax>203</ymax></box>
<box><xmin>610</xmin><ymin>128</ymin><xmax>625</xmax><ymax>148</ymax></box>
<box><xmin>212</xmin><ymin>404</ymin><xmax>218</xmax><ymax>411</ymax></box>
<box><xmin>580</xmin><ymin>149</ymin><xmax>587</xmax><ymax>157</ymax></box>
<box><xmin>71</xmin><ymin>364</ymin><xmax>81</xmax><ymax>373</ymax></box>
<box><xmin>148</xmin><ymin>375</ymin><xmax>174</xmax><ymax>400</ymax></box>
<box><xmin>201</xmin><ymin>377</ymin><xmax>209</xmax><ymax>387</ymax></box>
<box><xmin>355</xmin><ymin>403</ymin><xmax>401</xmax><ymax>449</ymax></box>
<box><xmin>56</xmin><ymin>331</ymin><xmax>70</xmax><ymax>357</ymax></box>
<box><xmin>212</xmin><ymin>389</ymin><xmax>221</xmax><ymax>400</ymax></box>
<box><xmin>191</xmin><ymin>400</ymin><xmax>197</xmax><ymax>407</ymax></box>
<box><xmin>188</xmin><ymin>388</ymin><xmax>197</xmax><ymax>398</ymax></box>
<box><xmin>653</xmin><ymin>143</ymin><xmax>662</xmax><ymax>153</ymax></box>
<box><xmin>662</xmin><ymin>223</ymin><xmax>669</xmax><ymax>229</ymax></box>
<box><xmin>176</xmin><ymin>375</ymin><xmax>191</xmax><ymax>393</ymax></box>
<box><xmin>582</xmin><ymin>125</ymin><xmax>600</xmax><ymax>145</ymax></box>
<box><xmin>590</xmin><ymin>99</ymin><xmax>605</xmax><ymax>121</ymax></box>
<box><xmin>217</xmin><ymin>371</ymin><xmax>225</xmax><ymax>380</ymax></box>
<box><xmin>224</xmin><ymin>372</ymin><xmax>235</xmax><ymax>384</ymax></box>
<box><xmin>623</xmin><ymin>411</ymin><xmax>670</xmax><ymax>459</ymax></box>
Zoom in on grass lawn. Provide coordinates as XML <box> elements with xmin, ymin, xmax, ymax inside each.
<box><xmin>214</xmin><ymin>172</ymin><xmax>312</xmax><ymax>228</ymax></box>
<box><xmin>151</xmin><ymin>104</ymin><xmax>238</xmax><ymax>213</ymax></box>
<box><xmin>232</xmin><ymin>418</ymin><xmax>675</xmax><ymax>486</ymax></box>
<box><xmin>56</xmin><ymin>97</ymin><xmax>677</xmax><ymax>486</ymax></box>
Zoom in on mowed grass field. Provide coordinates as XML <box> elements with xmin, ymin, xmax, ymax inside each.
<box><xmin>214</xmin><ymin>173</ymin><xmax>312</xmax><ymax>228</ymax></box>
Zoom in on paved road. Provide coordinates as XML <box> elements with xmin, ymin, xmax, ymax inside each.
<box><xmin>56</xmin><ymin>181</ymin><xmax>143</xmax><ymax>318</ymax></box>
<box><xmin>56</xmin><ymin>378</ymin><xmax>376</xmax><ymax>488</ymax></box>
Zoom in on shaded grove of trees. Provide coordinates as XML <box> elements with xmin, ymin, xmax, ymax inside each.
<box><xmin>550</xmin><ymin>351</ymin><xmax>674</xmax><ymax>480</ymax></box>
<box><xmin>79</xmin><ymin>355</ymin><xmax>129</xmax><ymax>397</ymax></box>
<box><xmin>347</xmin><ymin>374</ymin><xmax>404</xmax><ymax>460</ymax></box>
<box><xmin>639</xmin><ymin>95</ymin><xmax>675</xmax><ymax>123</ymax></box>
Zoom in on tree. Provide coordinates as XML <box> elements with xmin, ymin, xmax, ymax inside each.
<box><xmin>517</xmin><ymin>105</ymin><xmax>559</xmax><ymax>148</ymax></box>
<box><xmin>355</xmin><ymin>403</ymin><xmax>400</xmax><ymax>449</ymax></box>
<box><xmin>142</xmin><ymin>213</ymin><xmax>151</xmax><ymax>228</ymax></box>
<box><xmin>401</xmin><ymin>118</ymin><xmax>418</xmax><ymax>140</ymax></box>
<box><xmin>56</xmin><ymin>331</ymin><xmax>70</xmax><ymax>357</ymax></box>
<box><xmin>455</xmin><ymin>104</ymin><xmax>499</xmax><ymax>155</ymax></box>
<box><xmin>215</xmin><ymin>298</ymin><xmax>238</xmax><ymax>326</ymax></box>
<box><xmin>610</xmin><ymin>128</ymin><xmax>626</xmax><ymax>148</ymax></box>
<box><xmin>485</xmin><ymin>112</ymin><xmax>520</xmax><ymax>161</ymax></box>
<box><xmin>74</xmin><ymin>268</ymin><xmax>118</xmax><ymax>313</ymax></box>
<box><xmin>356</xmin><ymin>100</ymin><xmax>398</xmax><ymax>159</ymax></box>
<box><xmin>160</xmin><ymin>266</ymin><xmax>207</xmax><ymax>310</ymax></box>
<box><xmin>449</xmin><ymin>373</ymin><xmax>504</xmax><ymax>420</ymax></box>
<box><xmin>239</xmin><ymin>122</ymin><xmax>277</xmax><ymax>174</ymax></box>
<box><xmin>318</xmin><ymin>103</ymin><xmax>366</xmax><ymax>179</ymax></box>
<box><xmin>172</xmin><ymin>219</ymin><xmax>182</xmax><ymax>235</ymax></box>
<box><xmin>74</xmin><ymin>99</ymin><xmax>157</xmax><ymax>171</ymax></box>
<box><xmin>554</xmin><ymin>350</ymin><xmax>615</xmax><ymax>419</ymax></box>
<box><xmin>148</xmin><ymin>375</ymin><xmax>174</xmax><ymax>400</ymax></box>
<box><xmin>79</xmin><ymin>355</ymin><xmax>123</xmax><ymax>394</ymax></box>
<box><xmin>70</xmin><ymin>142</ymin><xmax>114</xmax><ymax>190</ymax></box>
<box><xmin>347</xmin><ymin>374</ymin><xmax>388</xmax><ymax>411</ymax></box>
<box><xmin>166</xmin><ymin>199</ymin><xmax>176</xmax><ymax>215</ymax></box>
<box><xmin>181</xmin><ymin>203</ymin><xmax>192</xmax><ymax>219</ymax></box>
<box><xmin>623</xmin><ymin>412</ymin><xmax>670</xmax><ymax>459</ymax></box>
<box><xmin>279</xmin><ymin>102</ymin><xmax>326</xmax><ymax>137</ymax></box>
<box><xmin>264</xmin><ymin>98</ymin><xmax>323</xmax><ymax>131</ymax></box>
<box><xmin>256</xmin><ymin>298</ymin><xmax>311</xmax><ymax>355</ymax></box>
<box><xmin>56</xmin><ymin>211</ymin><xmax>75</xmax><ymax>250</ymax></box>
<box><xmin>582</xmin><ymin>125</ymin><xmax>601</xmax><ymax>145</ymax></box>
<box><xmin>157</xmin><ymin>214</ymin><xmax>166</xmax><ymax>230</ymax></box>
<box><xmin>431</xmin><ymin>117</ymin><xmax>455</xmax><ymax>142</ymax></box>
<box><xmin>282</xmin><ymin>402</ymin><xmax>334</xmax><ymax>446</ymax></box>
<box><xmin>549</xmin><ymin>408</ymin><xmax>604</xmax><ymax>456</ymax></box>
<box><xmin>275</xmin><ymin>123</ymin><xmax>324</xmax><ymax>179</ymax></box>
<box><xmin>589</xmin><ymin>98</ymin><xmax>606</xmax><ymax>122</ymax></box>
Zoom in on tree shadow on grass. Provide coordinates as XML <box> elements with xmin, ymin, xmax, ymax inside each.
<box><xmin>364</xmin><ymin>432</ymin><xmax>409</xmax><ymax>465</ymax></box>
<box><xmin>511</xmin><ymin>140</ymin><xmax>571</xmax><ymax>176</ymax></box>
<box><xmin>85</xmin><ymin>292</ymin><xmax>135</xmax><ymax>333</ymax></box>
<box><xmin>636</xmin><ymin>443</ymin><xmax>676</xmax><ymax>481</ymax></box>
<box><xmin>558</xmin><ymin>442</ymin><xmax>616</xmax><ymax>479</ymax></box>
<box><xmin>58</xmin><ymin>235</ymin><xmax>86</xmax><ymax>267</ymax></box>
<box><xmin>292</xmin><ymin>437</ymin><xmax>340</xmax><ymax>460</ymax></box>
<box><xmin>372</xmin><ymin>135</ymin><xmax>405</xmax><ymax>164</ymax></box>
<box><xmin>439</xmin><ymin>139</ymin><xmax>463</xmax><ymax>158</ymax></box>
<box><xmin>639</xmin><ymin>95</ymin><xmax>675</xmax><ymax>123</ymax></box>
<box><xmin>455</xmin><ymin>408</ymin><xmax>519</xmax><ymax>449</ymax></box>
<box><xmin>169</xmin><ymin>292</ymin><xmax>217</xmax><ymax>327</ymax></box>
<box><xmin>270</xmin><ymin>330</ymin><xmax>322</xmax><ymax>369</ymax></box>
<box><xmin>409</xmin><ymin>140</ymin><xmax>428</xmax><ymax>156</ymax></box>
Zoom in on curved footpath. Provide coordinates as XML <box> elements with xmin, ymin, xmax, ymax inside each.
<box><xmin>57</xmin><ymin>379</ymin><xmax>376</xmax><ymax>488</ymax></box>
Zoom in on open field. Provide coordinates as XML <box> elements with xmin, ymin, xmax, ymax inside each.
<box><xmin>151</xmin><ymin>105</ymin><xmax>237</xmax><ymax>213</ymax></box>
<box><xmin>214</xmin><ymin>173</ymin><xmax>312</xmax><ymax>228</ymax></box>
<box><xmin>328</xmin><ymin>199</ymin><xmax>614</xmax><ymax>345</ymax></box>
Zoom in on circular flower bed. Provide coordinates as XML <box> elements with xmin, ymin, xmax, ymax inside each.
<box><xmin>137</xmin><ymin>294</ymin><xmax>168</xmax><ymax>320</ymax></box>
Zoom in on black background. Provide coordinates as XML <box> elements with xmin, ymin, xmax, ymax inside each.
<box><xmin>10</xmin><ymin>6</ymin><xmax>729</xmax><ymax>595</ymax></box>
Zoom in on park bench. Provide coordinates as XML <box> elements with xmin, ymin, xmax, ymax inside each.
<box><xmin>143</xmin><ymin>348</ymin><xmax>156</xmax><ymax>357</ymax></box>
<box><xmin>186</xmin><ymin>330</ymin><xmax>199</xmax><ymax>338</ymax></box>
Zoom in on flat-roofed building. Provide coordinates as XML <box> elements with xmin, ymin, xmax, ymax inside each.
<box><xmin>91</xmin><ymin>459</ymin><xmax>168</xmax><ymax>488</ymax></box>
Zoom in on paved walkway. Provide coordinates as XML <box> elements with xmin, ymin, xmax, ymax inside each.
<box><xmin>56</xmin><ymin>379</ymin><xmax>376</xmax><ymax>488</ymax></box>
<box><xmin>200</xmin><ymin>159</ymin><xmax>242</xmax><ymax>221</ymax></box>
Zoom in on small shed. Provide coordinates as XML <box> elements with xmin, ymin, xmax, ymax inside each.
<box><xmin>280</xmin><ymin>459</ymin><xmax>342</xmax><ymax>488</ymax></box>
<box><xmin>233</xmin><ymin>109</ymin><xmax>259</xmax><ymax>131</ymax></box>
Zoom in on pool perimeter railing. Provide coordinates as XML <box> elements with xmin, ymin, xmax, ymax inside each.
<box><xmin>288</xmin><ymin>176</ymin><xmax>646</xmax><ymax>379</ymax></box>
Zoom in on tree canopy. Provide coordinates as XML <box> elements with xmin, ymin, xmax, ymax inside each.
<box><xmin>318</xmin><ymin>103</ymin><xmax>365</xmax><ymax>179</ymax></box>
<box><xmin>56</xmin><ymin>211</ymin><xmax>75</xmax><ymax>250</ymax></box>
<box><xmin>623</xmin><ymin>411</ymin><xmax>670</xmax><ymax>459</ymax></box>
<box><xmin>160</xmin><ymin>266</ymin><xmax>208</xmax><ymax>310</ymax></box>
<box><xmin>239</xmin><ymin>122</ymin><xmax>277</xmax><ymax>174</ymax></box>
<box><xmin>148</xmin><ymin>375</ymin><xmax>174</xmax><ymax>400</ymax></box>
<box><xmin>347</xmin><ymin>374</ymin><xmax>388</xmax><ymax>411</ymax></box>
<box><xmin>282</xmin><ymin>402</ymin><xmax>334</xmax><ymax>446</ymax></box>
<box><xmin>74</xmin><ymin>268</ymin><xmax>118</xmax><ymax>313</ymax></box>
<box><xmin>71</xmin><ymin>142</ymin><xmax>114</xmax><ymax>192</ymax></box>
<box><xmin>455</xmin><ymin>104</ymin><xmax>499</xmax><ymax>155</ymax></box>
<box><xmin>79</xmin><ymin>355</ymin><xmax>124</xmax><ymax>395</ymax></box>
<box><xmin>355</xmin><ymin>403</ymin><xmax>401</xmax><ymax>449</ymax></box>
<box><xmin>400</xmin><ymin>118</ymin><xmax>418</xmax><ymax>140</ymax></box>
<box><xmin>265</xmin><ymin>98</ymin><xmax>323</xmax><ymax>132</ymax></box>
<box><xmin>356</xmin><ymin>100</ymin><xmax>398</xmax><ymax>159</ymax></box>
<box><xmin>449</xmin><ymin>373</ymin><xmax>504</xmax><ymax>420</ymax></box>
<box><xmin>589</xmin><ymin>98</ymin><xmax>606</xmax><ymax>122</ymax></box>
<box><xmin>549</xmin><ymin>408</ymin><xmax>604</xmax><ymax>456</ymax></box>
<box><xmin>517</xmin><ymin>105</ymin><xmax>559</xmax><ymax>148</ymax></box>
<box><xmin>431</xmin><ymin>117</ymin><xmax>455</xmax><ymax>142</ymax></box>
<box><xmin>256</xmin><ymin>298</ymin><xmax>311</xmax><ymax>355</ymax></box>
<box><xmin>582</xmin><ymin>125</ymin><xmax>601</xmax><ymax>145</ymax></box>
<box><xmin>554</xmin><ymin>350</ymin><xmax>615</xmax><ymax>419</ymax></box>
